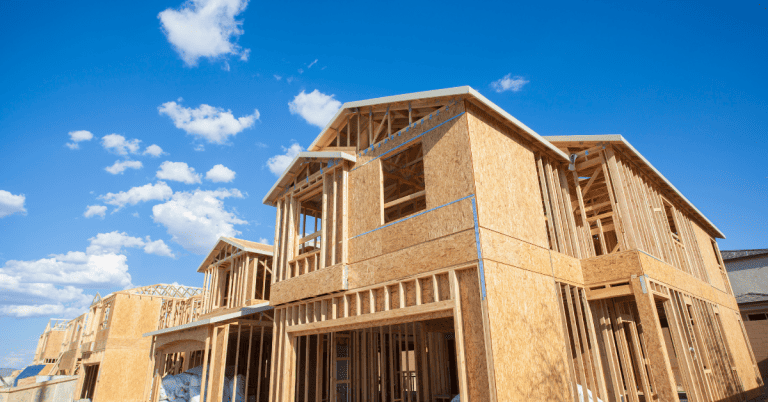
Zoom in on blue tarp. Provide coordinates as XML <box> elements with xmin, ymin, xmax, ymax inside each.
<box><xmin>13</xmin><ymin>365</ymin><xmax>46</xmax><ymax>387</ymax></box>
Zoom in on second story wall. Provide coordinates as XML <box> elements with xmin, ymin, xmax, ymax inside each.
<box><xmin>465</xmin><ymin>101</ymin><xmax>553</xmax><ymax>251</ymax></box>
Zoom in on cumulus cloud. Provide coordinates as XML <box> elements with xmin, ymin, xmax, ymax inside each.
<box><xmin>0</xmin><ymin>190</ymin><xmax>26</xmax><ymax>218</ymax></box>
<box><xmin>158</xmin><ymin>0</ymin><xmax>250</xmax><ymax>66</ymax></box>
<box><xmin>99</xmin><ymin>182</ymin><xmax>173</xmax><ymax>210</ymax></box>
<box><xmin>158</xmin><ymin>101</ymin><xmax>259</xmax><ymax>144</ymax></box>
<box><xmin>205</xmin><ymin>164</ymin><xmax>236</xmax><ymax>183</ymax></box>
<box><xmin>0</xmin><ymin>231</ymin><xmax>174</xmax><ymax>317</ymax></box>
<box><xmin>143</xmin><ymin>239</ymin><xmax>176</xmax><ymax>258</ymax></box>
<box><xmin>490</xmin><ymin>74</ymin><xmax>529</xmax><ymax>93</ymax></box>
<box><xmin>143</xmin><ymin>144</ymin><xmax>166</xmax><ymax>157</ymax></box>
<box><xmin>105</xmin><ymin>159</ymin><xmax>143</xmax><ymax>175</ymax></box>
<box><xmin>66</xmin><ymin>130</ymin><xmax>94</xmax><ymax>150</ymax></box>
<box><xmin>152</xmin><ymin>188</ymin><xmax>246</xmax><ymax>254</ymax></box>
<box><xmin>288</xmin><ymin>89</ymin><xmax>342</xmax><ymax>128</ymax></box>
<box><xmin>101</xmin><ymin>134</ymin><xmax>141</xmax><ymax>155</ymax></box>
<box><xmin>266</xmin><ymin>143</ymin><xmax>303</xmax><ymax>176</ymax></box>
<box><xmin>156</xmin><ymin>161</ymin><xmax>202</xmax><ymax>184</ymax></box>
<box><xmin>83</xmin><ymin>205</ymin><xmax>107</xmax><ymax>219</ymax></box>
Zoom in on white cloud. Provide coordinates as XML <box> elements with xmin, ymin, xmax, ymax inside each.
<box><xmin>101</xmin><ymin>134</ymin><xmax>141</xmax><ymax>155</ymax></box>
<box><xmin>158</xmin><ymin>0</ymin><xmax>250</xmax><ymax>66</ymax></box>
<box><xmin>258</xmin><ymin>237</ymin><xmax>270</xmax><ymax>244</ymax></box>
<box><xmin>0</xmin><ymin>231</ymin><xmax>175</xmax><ymax>317</ymax></box>
<box><xmin>143</xmin><ymin>239</ymin><xmax>176</xmax><ymax>258</ymax></box>
<box><xmin>156</xmin><ymin>161</ymin><xmax>202</xmax><ymax>184</ymax></box>
<box><xmin>83</xmin><ymin>205</ymin><xmax>107</xmax><ymax>219</ymax></box>
<box><xmin>152</xmin><ymin>188</ymin><xmax>246</xmax><ymax>254</ymax></box>
<box><xmin>99</xmin><ymin>182</ymin><xmax>173</xmax><ymax>210</ymax></box>
<box><xmin>206</xmin><ymin>164</ymin><xmax>236</xmax><ymax>183</ymax></box>
<box><xmin>105</xmin><ymin>159</ymin><xmax>143</xmax><ymax>175</ymax></box>
<box><xmin>288</xmin><ymin>89</ymin><xmax>342</xmax><ymax>128</ymax></box>
<box><xmin>266</xmin><ymin>143</ymin><xmax>303</xmax><ymax>176</ymax></box>
<box><xmin>308</xmin><ymin>59</ymin><xmax>318</xmax><ymax>68</ymax></box>
<box><xmin>143</xmin><ymin>144</ymin><xmax>166</xmax><ymax>157</ymax></box>
<box><xmin>158</xmin><ymin>101</ymin><xmax>259</xmax><ymax>144</ymax></box>
<box><xmin>66</xmin><ymin>130</ymin><xmax>94</xmax><ymax>150</ymax></box>
<box><xmin>86</xmin><ymin>231</ymin><xmax>146</xmax><ymax>255</ymax></box>
<box><xmin>0</xmin><ymin>190</ymin><xmax>26</xmax><ymax>218</ymax></box>
<box><xmin>490</xmin><ymin>74</ymin><xmax>529</xmax><ymax>93</ymax></box>
<box><xmin>274</xmin><ymin>74</ymin><xmax>282</xmax><ymax>81</ymax></box>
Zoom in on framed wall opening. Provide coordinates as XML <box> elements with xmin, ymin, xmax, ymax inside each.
<box><xmin>382</xmin><ymin>142</ymin><xmax>426</xmax><ymax>224</ymax></box>
<box><xmin>290</xmin><ymin>318</ymin><xmax>460</xmax><ymax>402</ymax></box>
<box><xmin>81</xmin><ymin>363</ymin><xmax>99</xmax><ymax>400</ymax></box>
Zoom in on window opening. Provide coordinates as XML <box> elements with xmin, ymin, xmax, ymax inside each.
<box><xmin>101</xmin><ymin>304</ymin><xmax>111</xmax><ymax>330</ymax></box>
<box><xmin>382</xmin><ymin>142</ymin><xmax>426</xmax><ymax>223</ymax></box>
<box><xmin>747</xmin><ymin>313</ymin><xmax>767</xmax><ymax>321</ymax></box>
<box><xmin>663</xmin><ymin>202</ymin><xmax>680</xmax><ymax>240</ymax></box>
<box><xmin>297</xmin><ymin>192</ymin><xmax>323</xmax><ymax>255</ymax></box>
<box><xmin>221</xmin><ymin>271</ymin><xmax>231</xmax><ymax>307</ymax></box>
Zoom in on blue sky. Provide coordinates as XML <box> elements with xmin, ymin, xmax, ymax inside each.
<box><xmin>1</xmin><ymin>0</ymin><xmax>766</xmax><ymax>368</ymax></box>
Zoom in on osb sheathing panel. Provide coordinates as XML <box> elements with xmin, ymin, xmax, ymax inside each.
<box><xmin>456</xmin><ymin>268</ymin><xmax>491</xmax><ymax>401</ymax></box>
<box><xmin>349</xmin><ymin>159</ymin><xmax>383</xmax><ymax>237</ymax></box>
<box><xmin>41</xmin><ymin>331</ymin><xmax>65</xmax><ymax>360</ymax></box>
<box><xmin>692</xmin><ymin>221</ymin><xmax>726</xmax><ymax>292</ymax></box>
<box><xmin>348</xmin><ymin>229</ymin><xmax>477</xmax><ymax>289</ymax></box>
<box><xmin>479</xmin><ymin>228</ymin><xmax>584</xmax><ymax>285</ymax></box>
<box><xmin>483</xmin><ymin>260</ymin><xmax>572</xmax><ymax>401</ymax></box>
<box><xmin>270</xmin><ymin>263</ymin><xmax>347</xmax><ymax>305</ymax></box>
<box><xmin>421</xmin><ymin>109</ymin><xmax>474</xmax><ymax>207</ymax></box>
<box><xmin>549</xmin><ymin>250</ymin><xmax>584</xmax><ymax>285</ymax></box>
<box><xmin>466</xmin><ymin>104</ymin><xmax>549</xmax><ymax>249</ymax></box>
<box><xmin>580</xmin><ymin>250</ymin><xmax>644</xmax><ymax>285</ymax></box>
<box><xmin>348</xmin><ymin>103</ymin><xmax>470</xmax><ymax>240</ymax></box>
<box><xmin>154</xmin><ymin>326</ymin><xmax>208</xmax><ymax>350</ymax></box>
<box><xmin>108</xmin><ymin>294</ymin><xmax>163</xmax><ymax>343</ymax></box>
<box><xmin>636</xmin><ymin>252</ymin><xmax>738</xmax><ymax>310</ymax></box>
<box><xmin>348</xmin><ymin>197</ymin><xmax>475</xmax><ymax>264</ymax></box>
<box><xmin>95</xmin><ymin>348</ymin><xmax>153</xmax><ymax>402</ymax></box>
<box><xmin>718</xmin><ymin>304</ymin><xmax>765</xmax><ymax>397</ymax></box>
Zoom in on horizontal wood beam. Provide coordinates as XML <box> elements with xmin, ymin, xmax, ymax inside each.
<box><xmin>287</xmin><ymin>299</ymin><xmax>455</xmax><ymax>336</ymax></box>
<box><xmin>383</xmin><ymin>190</ymin><xmax>426</xmax><ymax>210</ymax></box>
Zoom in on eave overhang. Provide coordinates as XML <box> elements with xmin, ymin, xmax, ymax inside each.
<box><xmin>262</xmin><ymin>151</ymin><xmax>356</xmax><ymax>206</ymax></box>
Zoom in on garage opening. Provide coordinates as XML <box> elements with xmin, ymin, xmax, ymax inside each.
<box><xmin>81</xmin><ymin>363</ymin><xmax>99</xmax><ymax>400</ymax></box>
<box><xmin>292</xmin><ymin>317</ymin><xmax>460</xmax><ymax>402</ymax></box>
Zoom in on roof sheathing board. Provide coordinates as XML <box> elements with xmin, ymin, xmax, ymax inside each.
<box><xmin>306</xmin><ymin>86</ymin><xmax>568</xmax><ymax>162</ymax></box>
<box><xmin>196</xmin><ymin>237</ymin><xmax>274</xmax><ymax>272</ymax></box>
<box><xmin>543</xmin><ymin>134</ymin><xmax>725</xmax><ymax>239</ymax></box>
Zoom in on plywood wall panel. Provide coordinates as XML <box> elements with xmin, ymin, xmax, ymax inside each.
<box><xmin>466</xmin><ymin>104</ymin><xmax>549</xmax><ymax>249</ymax></box>
<box><xmin>456</xmin><ymin>268</ymin><xmax>492</xmax><ymax>401</ymax></box>
<box><xmin>348</xmin><ymin>197</ymin><xmax>474</xmax><ymax>264</ymax></box>
<box><xmin>483</xmin><ymin>260</ymin><xmax>572</xmax><ymax>401</ymax></box>
<box><xmin>692</xmin><ymin>222</ymin><xmax>726</xmax><ymax>292</ymax></box>
<box><xmin>720</xmin><ymin>307</ymin><xmax>766</xmax><ymax>398</ymax></box>
<box><xmin>479</xmin><ymin>228</ymin><xmax>552</xmax><ymax>277</ymax></box>
<box><xmin>421</xmin><ymin>106</ymin><xmax>474</xmax><ymax>207</ymax></box>
<box><xmin>270</xmin><ymin>263</ymin><xmax>348</xmax><ymax>305</ymax></box>
<box><xmin>637</xmin><ymin>252</ymin><xmax>738</xmax><ymax>310</ymax></box>
<box><xmin>348</xmin><ymin>229</ymin><xmax>477</xmax><ymax>289</ymax></box>
<box><xmin>349</xmin><ymin>160</ymin><xmax>383</xmax><ymax>239</ymax></box>
<box><xmin>581</xmin><ymin>250</ymin><xmax>644</xmax><ymax>285</ymax></box>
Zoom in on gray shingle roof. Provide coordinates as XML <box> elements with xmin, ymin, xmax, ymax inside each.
<box><xmin>721</xmin><ymin>249</ymin><xmax>768</xmax><ymax>261</ymax></box>
<box><xmin>735</xmin><ymin>293</ymin><xmax>768</xmax><ymax>304</ymax></box>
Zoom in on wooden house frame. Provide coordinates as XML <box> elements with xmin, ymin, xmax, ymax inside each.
<box><xmin>144</xmin><ymin>237</ymin><xmax>275</xmax><ymax>402</ymax></box>
<box><xmin>263</xmin><ymin>86</ymin><xmax>764</xmax><ymax>402</ymax></box>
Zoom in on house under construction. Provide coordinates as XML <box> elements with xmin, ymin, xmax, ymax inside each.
<box><xmin>143</xmin><ymin>237</ymin><xmax>275</xmax><ymax>402</ymax></box>
<box><xmin>20</xmin><ymin>85</ymin><xmax>765</xmax><ymax>402</ymax></box>
<box><xmin>262</xmin><ymin>86</ymin><xmax>764</xmax><ymax>402</ymax></box>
